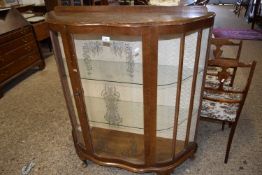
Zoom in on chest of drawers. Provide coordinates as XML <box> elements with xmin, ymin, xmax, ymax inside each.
<box><xmin>0</xmin><ymin>8</ymin><xmax>45</xmax><ymax>97</ymax></box>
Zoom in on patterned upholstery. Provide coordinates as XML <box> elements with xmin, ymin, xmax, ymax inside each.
<box><xmin>201</xmin><ymin>99</ymin><xmax>239</xmax><ymax>121</ymax></box>
<box><xmin>204</xmin><ymin>88</ymin><xmax>242</xmax><ymax>101</ymax></box>
<box><xmin>201</xmin><ymin>88</ymin><xmax>242</xmax><ymax>121</ymax></box>
<box><xmin>205</xmin><ymin>74</ymin><xmax>232</xmax><ymax>88</ymax></box>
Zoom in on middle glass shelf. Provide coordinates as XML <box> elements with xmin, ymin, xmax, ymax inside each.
<box><xmin>76</xmin><ymin>59</ymin><xmax>203</xmax><ymax>86</ymax></box>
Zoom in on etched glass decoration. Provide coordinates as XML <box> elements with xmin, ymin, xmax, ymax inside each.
<box><xmin>101</xmin><ymin>84</ymin><xmax>122</xmax><ymax>126</ymax></box>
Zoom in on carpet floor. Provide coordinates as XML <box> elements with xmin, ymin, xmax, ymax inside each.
<box><xmin>0</xmin><ymin>5</ymin><xmax>262</xmax><ymax>175</ymax></box>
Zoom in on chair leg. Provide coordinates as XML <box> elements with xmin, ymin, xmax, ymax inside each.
<box><xmin>238</xmin><ymin>6</ymin><xmax>242</xmax><ymax>17</ymax></box>
<box><xmin>224</xmin><ymin>123</ymin><xmax>237</xmax><ymax>163</ymax></box>
<box><xmin>244</xmin><ymin>7</ymin><xmax>248</xmax><ymax>17</ymax></box>
<box><xmin>222</xmin><ymin>121</ymin><xmax>225</xmax><ymax>131</ymax></box>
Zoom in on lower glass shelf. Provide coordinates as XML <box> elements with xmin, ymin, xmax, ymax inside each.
<box><xmin>83</xmin><ymin>96</ymin><xmax>191</xmax><ymax>139</ymax></box>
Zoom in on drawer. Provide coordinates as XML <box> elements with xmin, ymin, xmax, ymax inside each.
<box><xmin>0</xmin><ymin>51</ymin><xmax>40</xmax><ymax>83</ymax></box>
<box><xmin>0</xmin><ymin>33</ymin><xmax>35</xmax><ymax>54</ymax></box>
<box><xmin>33</xmin><ymin>21</ymin><xmax>50</xmax><ymax>41</ymax></box>
<box><xmin>0</xmin><ymin>42</ymin><xmax>38</xmax><ymax>68</ymax></box>
<box><xmin>0</xmin><ymin>26</ymin><xmax>32</xmax><ymax>45</ymax></box>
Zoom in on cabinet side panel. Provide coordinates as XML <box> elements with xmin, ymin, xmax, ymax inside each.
<box><xmin>189</xmin><ymin>28</ymin><xmax>211</xmax><ymax>142</ymax></box>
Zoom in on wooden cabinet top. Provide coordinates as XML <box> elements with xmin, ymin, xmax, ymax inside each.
<box><xmin>46</xmin><ymin>6</ymin><xmax>215</xmax><ymax>27</ymax></box>
<box><xmin>0</xmin><ymin>8</ymin><xmax>29</xmax><ymax>35</ymax></box>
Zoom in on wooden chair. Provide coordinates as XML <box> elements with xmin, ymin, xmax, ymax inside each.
<box><xmin>206</xmin><ymin>38</ymin><xmax>243</xmax><ymax>88</ymax></box>
<box><xmin>200</xmin><ymin>58</ymin><xmax>256</xmax><ymax>163</ymax></box>
<box><xmin>233</xmin><ymin>0</ymin><xmax>250</xmax><ymax>17</ymax></box>
<box><xmin>210</xmin><ymin>38</ymin><xmax>243</xmax><ymax>59</ymax></box>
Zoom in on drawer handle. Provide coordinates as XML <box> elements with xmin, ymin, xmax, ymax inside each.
<box><xmin>22</xmin><ymin>38</ymin><xmax>29</xmax><ymax>43</ymax></box>
<box><xmin>20</xmin><ymin>28</ymin><xmax>28</xmax><ymax>34</ymax></box>
<box><xmin>25</xmin><ymin>46</ymin><xmax>31</xmax><ymax>51</ymax></box>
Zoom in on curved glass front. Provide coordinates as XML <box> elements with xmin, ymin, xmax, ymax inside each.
<box><xmin>57</xmin><ymin>27</ymin><xmax>211</xmax><ymax>165</ymax></box>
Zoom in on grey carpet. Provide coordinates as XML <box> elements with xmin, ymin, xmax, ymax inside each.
<box><xmin>0</xmin><ymin>5</ymin><xmax>262</xmax><ymax>175</ymax></box>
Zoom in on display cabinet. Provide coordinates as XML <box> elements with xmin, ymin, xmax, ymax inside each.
<box><xmin>46</xmin><ymin>6</ymin><xmax>214</xmax><ymax>175</ymax></box>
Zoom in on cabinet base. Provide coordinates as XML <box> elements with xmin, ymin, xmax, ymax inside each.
<box><xmin>72</xmin><ymin>129</ymin><xmax>197</xmax><ymax>174</ymax></box>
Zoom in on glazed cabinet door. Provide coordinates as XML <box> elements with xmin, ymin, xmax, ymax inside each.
<box><xmin>55</xmin><ymin>32</ymin><xmax>146</xmax><ymax>164</ymax></box>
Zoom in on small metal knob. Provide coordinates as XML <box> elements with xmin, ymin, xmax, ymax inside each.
<box><xmin>25</xmin><ymin>45</ymin><xmax>31</xmax><ymax>51</ymax></box>
<box><xmin>22</xmin><ymin>38</ymin><xmax>28</xmax><ymax>43</ymax></box>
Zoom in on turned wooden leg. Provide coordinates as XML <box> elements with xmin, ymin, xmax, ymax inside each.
<box><xmin>228</xmin><ymin>122</ymin><xmax>232</xmax><ymax>128</ymax></box>
<box><xmin>222</xmin><ymin>121</ymin><xmax>225</xmax><ymax>131</ymax></box>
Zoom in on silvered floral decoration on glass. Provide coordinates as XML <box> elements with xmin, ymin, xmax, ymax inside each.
<box><xmin>101</xmin><ymin>84</ymin><xmax>122</xmax><ymax>126</ymax></box>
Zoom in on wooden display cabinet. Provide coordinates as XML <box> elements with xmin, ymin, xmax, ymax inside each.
<box><xmin>46</xmin><ymin>6</ymin><xmax>215</xmax><ymax>175</ymax></box>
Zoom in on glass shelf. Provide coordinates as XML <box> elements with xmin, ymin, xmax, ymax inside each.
<box><xmin>76</xmin><ymin>59</ymin><xmax>203</xmax><ymax>86</ymax></box>
<box><xmin>82</xmin><ymin>96</ymin><xmax>198</xmax><ymax>139</ymax></box>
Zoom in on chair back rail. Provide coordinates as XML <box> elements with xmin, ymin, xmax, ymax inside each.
<box><xmin>211</xmin><ymin>38</ymin><xmax>242</xmax><ymax>59</ymax></box>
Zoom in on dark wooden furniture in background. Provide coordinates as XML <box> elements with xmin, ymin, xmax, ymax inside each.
<box><xmin>44</xmin><ymin>0</ymin><xmax>93</xmax><ymax>10</ymax></box>
<box><xmin>245</xmin><ymin>0</ymin><xmax>262</xmax><ymax>29</ymax></box>
<box><xmin>44</xmin><ymin>0</ymin><xmax>59</xmax><ymax>11</ymax></box>
<box><xmin>46</xmin><ymin>6</ymin><xmax>214</xmax><ymax>175</ymax></box>
<box><xmin>0</xmin><ymin>8</ymin><xmax>45</xmax><ymax>97</ymax></box>
<box><xmin>32</xmin><ymin>21</ymin><xmax>49</xmax><ymax>41</ymax></box>
<box><xmin>13</xmin><ymin>3</ymin><xmax>52</xmax><ymax>53</ymax></box>
<box><xmin>251</xmin><ymin>0</ymin><xmax>262</xmax><ymax>29</ymax></box>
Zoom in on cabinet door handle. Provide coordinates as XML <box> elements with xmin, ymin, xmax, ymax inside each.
<box><xmin>20</xmin><ymin>28</ymin><xmax>28</xmax><ymax>35</ymax></box>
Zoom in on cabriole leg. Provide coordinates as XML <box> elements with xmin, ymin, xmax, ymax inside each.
<box><xmin>82</xmin><ymin>160</ymin><xmax>88</xmax><ymax>168</ymax></box>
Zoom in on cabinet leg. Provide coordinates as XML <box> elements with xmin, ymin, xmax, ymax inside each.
<box><xmin>82</xmin><ymin>160</ymin><xmax>88</xmax><ymax>168</ymax></box>
<box><xmin>38</xmin><ymin>61</ymin><xmax>46</xmax><ymax>70</ymax></box>
<box><xmin>189</xmin><ymin>154</ymin><xmax>196</xmax><ymax>160</ymax></box>
<box><xmin>0</xmin><ymin>86</ymin><xmax>3</xmax><ymax>98</ymax></box>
